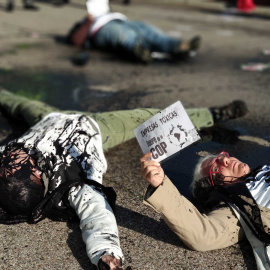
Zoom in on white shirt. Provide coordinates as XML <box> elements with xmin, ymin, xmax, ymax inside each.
<box><xmin>86</xmin><ymin>0</ymin><xmax>127</xmax><ymax>35</ymax></box>
<box><xmin>86</xmin><ymin>0</ymin><xmax>110</xmax><ymax>17</ymax></box>
<box><xmin>0</xmin><ymin>112</ymin><xmax>108</xmax><ymax>194</ymax></box>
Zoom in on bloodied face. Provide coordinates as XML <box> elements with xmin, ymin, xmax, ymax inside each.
<box><xmin>201</xmin><ymin>151</ymin><xmax>251</xmax><ymax>186</ymax></box>
<box><xmin>0</xmin><ymin>148</ymin><xmax>42</xmax><ymax>185</ymax></box>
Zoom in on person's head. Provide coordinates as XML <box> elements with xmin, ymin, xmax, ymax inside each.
<box><xmin>0</xmin><ymin>148</ymin><xmax>44</xmax><ymax>216</ymax></box>
<box><xmin>191</xmin><ymin>151</ymin><xmax>251</xmax><ymax>197</ymax></box>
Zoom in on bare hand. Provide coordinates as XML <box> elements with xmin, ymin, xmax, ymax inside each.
<box><xmin>140</xmin><ymin>153</ymin><xmax>164</xmax><ymax>188</ymax></box>
<box><xmin>98</xmin><ymin>255</ymin><xmax>123</xmax><ymax>270</ymax></box>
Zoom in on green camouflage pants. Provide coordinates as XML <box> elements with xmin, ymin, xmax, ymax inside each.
<box><xmin>0</xmin><ymin>90</ymin><xmax>213</xmax><ymax>152</ymax></box>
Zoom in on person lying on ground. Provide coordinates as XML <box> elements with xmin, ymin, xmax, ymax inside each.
<box><xmin>0</xmin><ymin>88</ymin><xmax>247</xmax><ymax>269</ymax></box>
<box><xmin>66</xmin><ymin>0</ymin><xmax>201</xmax><ymax>63</ymax></box>
<box><xmin>140</xmin><ymin>147</ymin><xmax>270</xmax><ymax>269</ymax></box>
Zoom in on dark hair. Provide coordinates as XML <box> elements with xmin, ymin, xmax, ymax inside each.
<box><xmin>0</xmin><ymin>173</ymin><xmax>44</xmax><ymax>217</ymax></box>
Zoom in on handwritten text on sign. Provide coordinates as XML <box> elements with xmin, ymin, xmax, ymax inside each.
<box><xmin>134</xmin><ymin>101</ymin><xmax>201</xmax><ymax>162</ymax></box>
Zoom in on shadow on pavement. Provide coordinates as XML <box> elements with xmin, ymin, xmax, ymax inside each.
<box><xmin>66</xmin><ymin>220</ymin><xmax>95</xmax><ymax>270</ymax></box>
<box><xmin>65</xmin><ymin>203</ymin><xmax>256</xmax><ymax>270</ymax></box>
<box><xmin>115</xmin><ymin>205</ymin><xmax>186</xmax><ymax>247</ymax></box>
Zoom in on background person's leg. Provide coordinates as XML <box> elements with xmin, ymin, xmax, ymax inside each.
<box><xmin>93</xmin><ymin>20</ymin><xmax>151</xmax><ymax>63</ymax></box>
<box><xmin>126</xmin><ymin>21</ymin><xmax>181</xmax><ymax>54</ymax></box>
<box><xmin>0</xmin><ymin>90</ymin><xmax>59</xmax><ymax>127</ymax></box>
<box><xmin>93</xmin><ymin>20</ymin><xmax>138</xmax><ymax>54</ymax></box>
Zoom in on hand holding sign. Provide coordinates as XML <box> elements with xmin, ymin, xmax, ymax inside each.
<box><xmin>140</xmin><ymin>152</ymin><xmax>165</xmax><ymax>188</ymax></box>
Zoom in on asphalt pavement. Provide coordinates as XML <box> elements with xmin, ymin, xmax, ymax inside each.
<box><xmin>0</xmin><ymin>0</ymin><xmax>270</xmax><ymax>269</ymax></box>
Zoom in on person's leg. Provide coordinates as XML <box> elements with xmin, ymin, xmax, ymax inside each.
<box><xmin>93</xmin><ymin>20</ymin><xmax>152</xmax><ymax>63</ymax></box>
<box><xmin>3</xmin><ymin>89</ymin><xmax>246</xmax><ymax>151</ymax></box>
<box><xmin>124</xmin><ymin>21</ymin><xmax>181</xmax><ymax>54</ymax></box>
<box><xmin>187</xmin><ymin>108</ymin><xmax>214</xmax><ymax>131</ymax></box>
<box><xmin>89</xmin><ymin>108</ymin><xmax>160</xmax><ymax>152</ymax></box>
<box><xmin>93</xmin><ymin>20</ymin><xmax>137</xmax><ymax>53</ymax></box>
<box><xmin>84</xmin><ymin>107</ymin><xmax>213</xmax><ymax>152</ymax></box>
<box><xmin>122</xmin><ymin>21</ymin><xmax>201</xmax><ymax>59</ymax></box>
<box><xmin>0</xmin><ymin>90</ymin><xmax>59</xmax><ymax>127</ymax></box>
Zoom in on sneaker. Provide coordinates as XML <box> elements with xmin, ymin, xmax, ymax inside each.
<box><xmin>210</xmin><ymin>100</ymin><xmax>248</xmax><ymax>123</ymax></box>
<box><xmin>133</xmin><ymin>45</ymin><xmax>152</xmax><ymax>64</ymax></box>
<box><xmin>173</xmin><ymin>35</ymin><xmax>201</xmax><ymax>59</ymax></box>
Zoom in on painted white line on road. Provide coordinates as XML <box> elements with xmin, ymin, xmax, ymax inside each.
<box><xmin>238</xmin><ymin>135</ymin><xmax>270</xmax><ymax>147</ymax></box>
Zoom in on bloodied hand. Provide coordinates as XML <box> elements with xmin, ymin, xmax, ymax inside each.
<box><xmin>98</xmin><ymin>255</ymin><xmax>123</xmax><ymax>270</ymax></box>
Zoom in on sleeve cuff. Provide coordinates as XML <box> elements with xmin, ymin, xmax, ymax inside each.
<box><xmin>143</xmin><ymin>175</ymin><xmax>174</xmax><ymax>212</ymax></box>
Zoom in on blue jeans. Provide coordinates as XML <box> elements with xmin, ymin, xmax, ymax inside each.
<box><xmin>93</xmin><ymin>20</ymin><xmax>182</xmax><ymax>56</ymax></box>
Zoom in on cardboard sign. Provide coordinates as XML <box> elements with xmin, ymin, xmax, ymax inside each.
<box><xmin>133</xmin><ymin>101</ymin><xmax>201</xmax><ymax>162</ymax></box>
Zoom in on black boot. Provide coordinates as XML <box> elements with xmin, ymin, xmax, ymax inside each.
<box><xmin>210</xmin><ymin>100</ymin><xmax>248</xmax><ymax>123</ymax></box>
<box><xmin>200</xmin><ymin>126</ymin><xmax>240</xmax><ymax>144</ymax></box>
